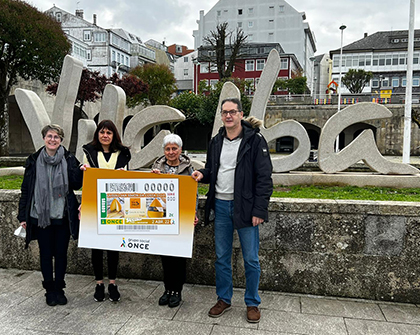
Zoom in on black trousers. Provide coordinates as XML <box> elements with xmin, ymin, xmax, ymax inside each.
<box><xmin>161</xmin><ymin>255</ymin><xmax>186</xmax><ymax>292</ymax></box>
<box><xmin>91</xmin><ymin>249</ymin><xmax>119</xmax><ymax>281</ymax></box>
<box><xmin>36</xmin><ymin>221</ymin><xmax>70</xmax><ymax>282</ymax></box>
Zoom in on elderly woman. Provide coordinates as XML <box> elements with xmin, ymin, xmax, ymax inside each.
<box><xmin>152</xmin><ymin>133</ymin><xmax>198</xmax><ymax>308</ymax></box>
<box><xmin>18</xmin><ymin>124</ymin><xmax>83</xmax><ymax>306</ymax></box>
<box><xmin>81</xmin><ymin>119</ymin><xmax>131</xmax><ymax>302</ymax></box>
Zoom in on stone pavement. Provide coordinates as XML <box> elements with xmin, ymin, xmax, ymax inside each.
<box><xmin>1</xmin><ymin>269</ymin><xmax>420</xmax><ymax>335</ymax></box>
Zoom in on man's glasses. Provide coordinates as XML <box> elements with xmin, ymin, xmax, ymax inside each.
<box><xmin>221</xmin><ymin>109</ymin><xmax>239</xmax><ymax>117</ymax></box>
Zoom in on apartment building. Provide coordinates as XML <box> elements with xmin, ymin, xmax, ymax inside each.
<box><xmin>330</xmin><ymin>30</ymin><xmax>420</xmax><ymax>98</ymax></box>
<box><xmin>193</xmin><ymin>0</ymin><xmax>316</xmax><ymax>83</ymax></box>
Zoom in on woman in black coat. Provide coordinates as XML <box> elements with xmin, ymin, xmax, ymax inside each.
<box><xmin>81</xmin><ymin>119</ymin><xmax>131</xmax><ymax>302</ymax></box>
<box><xmin>18</xmin><ymin>124</ymin><xmax>83</xmax><ymax>307</ymax></box>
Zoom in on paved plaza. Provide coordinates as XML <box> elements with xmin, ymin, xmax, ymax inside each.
<box><xmin>1</xmin><ymin>268</ymin><xmax>420</xmax><ymax>334</ymax></box>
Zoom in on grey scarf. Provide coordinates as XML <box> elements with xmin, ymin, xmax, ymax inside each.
<box><xmin>34</xmin><ymin>146</ymin><xmax>68</xmax><ymax>228</ymax></box>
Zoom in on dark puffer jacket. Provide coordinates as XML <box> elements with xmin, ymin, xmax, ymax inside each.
<box><xmin>17</xmin><ymin>146</ymin><xmax>83</xmax><ymax>248</ymax></box>
<box><xmin>199</xmin><ymin>118</ymin><xmax>273</xmax><ymax>229</ymax></box>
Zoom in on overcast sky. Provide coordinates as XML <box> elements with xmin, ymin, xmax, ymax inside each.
<box><xmin>25</xmin><ymin>0</ymin><xmax>419</xmax><ymax>55</ymax></box>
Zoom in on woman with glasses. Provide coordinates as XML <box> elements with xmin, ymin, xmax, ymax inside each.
<box><xmin>18</xmin><ymin>124</ymin><xmax>83</xmax><ymax>306</ymax></box>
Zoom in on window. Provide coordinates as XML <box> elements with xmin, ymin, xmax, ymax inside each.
<box><xmin>256</xmin><ymin>59</ymin><xmax>265</xmax><ymax>71</ymax></box>
<box><xmin>392</xmin><ymin>55</ymin><xmax>399</xmax><ymax>65</ymax></box>
<box><xmin>352</xmin><ymin>56</ymin><xmax>358</xmax><ymax>67</ymax></box>
<box><xmin>399</xmin><ymin>53</ymin><xmax>407</xmax><ymax>65</ymax></box>
<box><xmin>359</xmin><ymin>57</ymin><xmax>365</xmax><ymax>67</ymax></box>
<box><xmin>414</xmin><ymin>53</ymin><xmax>419</xmax><ymax>64</ymax></box>
<box><xmin>255</xmin><ymin>78</ymin><xmax>260</xmax><ymax>88</ymax></box>
<box><xmin>365</xmin><ymin>56</ymin><xmax>371</xmax><ymax>66</ymax></box>
<box><xmin>333</xmin><ymin>57</ymin><xmax>339</xmax><ymax>68</ymax></box>
<box><xmin>392</xmin><ymin>77</ymin><xmax>399</xmax><ymax>87</ymax></box>
<box><xmin>372</xmin><ymin>78</ymin><xmax>379</xmax><ymax>88</ymax></box>
<box><xmin>402</xmin><ymin>77</ymin><xmax>407</xmax><ymax>87</ymax></box>
<box><xmin>248</xmin><ymin>34</ymin><xmax>253</xmax><ymax>41</ymax></box>
<box><xmin>87</xmin><ymin>50</ymin><xmax>91</xmax><ymax>61</ymax></box>
<box><xmin>385</xmin><ymin>55</ymin><xmax>392</xmax><ymax>66</ymax></box>
<box><xmin>238</xmin><ymin>9</ymin><xmax>242</xmax><ymax>15</ymax></box>
<box><xmin>268</xmin><ymin>32</ymin><xmax>274</xmax><ymax>41</ymax></box>
<box><xmin>117</xmin><ymin>53</ymin><xmax>120</xmax><ymax>63</ymax></box>
<box><xmin>379</xmin><ymin>55</ymin><xmax>385</xmax><ymax>66</ymax></box>
<box><xmin>112</xmin><ymin>50</ymin><xmax>116</xmax><ymax>62</ymax></box>
<box><xmin>217</xmin><ymin>10</ymin><xmax>221</xmax><ymax>17</ymax></box>
<box><xmin>279</xmin><ymin>5</ymin><xmax>285</xmax><ymax>13</ymax></box>
<box><xmin>245</xmin><ymin>78</ymin><xmax>254</xmax><ymax>94</ymax></box>
<box><xmin>94</xmin><ymin>32</ymin><xmax>106</xmax><ymax>42</ymax></box>
<box><xmin>200</xmin><ymin>63</ymin><xmax>209</xmax><ymax>73</ymax></box>
<box><xmin>269</xmin><ymin>19</ymin><xmax>274</xmax><ymax>25</ymax></box>
<box><xmin>280</xmin><ymin>59</ymin><xmax>288</xmax><ymax>69</ymax></box>
<box><xmin>382</xmin><ymin>78</ymin><xmax>389</xmax><ymax>87</ymax></box>
<box><xmin>56</xmin><ymin>12</ymin><xmax>62</xmax><ymax>22</ymax></box>
<box><xmin>345</xmin><ymin>56</ymin><xmax>351</xmax><ymax>67</ymax></box>
<box><xmin>208</xmin><ymin>50</ymin><xmax>216</xmax><ymax>57</ymax></box>
<box><xmin>414</xmin><ymin>77</ymin><xmax>420</xmax><ymax>87</ymax></box>
<box><xmin>372</xmin><ymin>55</ymin><xmax>379</xmax><ymax>66</ymax></box>
<box><xmin>210</xmin><ymin>79</ymin><xmax>218</xmax><ymax>89</ymax></box>
<box><xmin>248</xmin><ymin>8</ymin><xmax>254</xmax><ymax>14</ymax></box>
<box><xmin>248</xmin><ymin>21</ymin><xmax>254</xmax><ymax>28</ymax></box>
<box><xmin>238</xmin><ymin>22</ymin><xmax>242</xmax><ymax>28</ymax></box>
<box><xmin>83</xmin><ymin>30</ymin><xmax>91</xmax><ymax>41</ymax></box>
<box><xmin>184</xmin><ymin>69</ymin><xmax>188</xmax><ymax>76</ymax></box>
<box><xmin>246</xmin><ymin>60</ymin><xmax>254</xmax><ymax>71</ymax></box>
<box><xmin>126</xmin><ymin>56</ymin><xmax>129</xmax><ymax>65</ymax></box>
<box><xmin>184</xmin><ymin>57</ymin><xmax>189</xmax><ymax>62</ymax></box>
<box><xmin>269</xmin><ymin>6</ymin><xmax>274</xmax><ymax>14</ymax></box>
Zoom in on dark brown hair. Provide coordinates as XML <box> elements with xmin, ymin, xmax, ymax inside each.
<box><xmin>88</xmin><ymin>120</ymin><xmax>125</xmax><ymax>152</ymax></box>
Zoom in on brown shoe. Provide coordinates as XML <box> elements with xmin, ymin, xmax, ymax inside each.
<box><xmin>247</xmin><ymin>306</ymin><xmax>261</xmax><ymax>323</ymax></box>
<box><xmin>208</xmin><ymin>300</ymin><xmax>231</xmax><ymax>318</ymax></box>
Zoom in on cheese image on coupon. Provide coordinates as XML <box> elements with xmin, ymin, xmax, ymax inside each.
<box><xmin>124</xmin><ymin>197</ymin><xmax>147</xmax><ymax>218</ymax></box>
<box><xmin>107</xmin><ymin>198</ymin><xmax>124</xmax><ymax>218</ymax></box>
<box><xmin>147</xmin><ymin>198</ymin><xmax>164</xmax><ymax>218</ymax></box>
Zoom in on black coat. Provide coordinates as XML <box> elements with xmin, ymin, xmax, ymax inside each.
<box><xmin>199</xmin><ymin>120</ymin><xmax>273</xmax><ymax>229</ymax></box>
<box><xmin>17</xmin><ymin>146</ymin><xmax>83</xmax><ymax>248</ymax></box>
<box><xmin>82</xmin><ymin>144</ymin><xmax>131</xmax><ymax>169</ymax></box>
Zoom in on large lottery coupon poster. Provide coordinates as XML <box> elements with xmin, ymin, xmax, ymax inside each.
<box><xmin>78</xmin><ymin>168</ymin><xmax>198</xmax><ymax>258</ymax></box>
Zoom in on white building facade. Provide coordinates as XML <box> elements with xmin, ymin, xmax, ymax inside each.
<box><xmin>330</xmin><ymin>30</ymin><xmax>420</xmax><ymax>98</ymax></box>
<box><xmin>46</xmin><ymin>6</ymin><xmax>134</xmax><ymax>77</ymax></box>
<box><xmin>193</xmin><ymin>0</ymin><xmax>316</xmax><ymax>84</ymax></box>
<box><xmin>174</xmin><ymin>51</ymin><xmax>197</xmax><ymax>93</ymax></box>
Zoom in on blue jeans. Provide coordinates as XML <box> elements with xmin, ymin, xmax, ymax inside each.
<box><xmin>214</xmin><ymin>198</ymin><xmax>261</xmax><ymax>307</ymax></box>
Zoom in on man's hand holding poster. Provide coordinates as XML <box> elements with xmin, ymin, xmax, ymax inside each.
<box><xmin>78</xmin><ymin>168</ymin><xmax>198</xmax><ymax>258</ymax></box>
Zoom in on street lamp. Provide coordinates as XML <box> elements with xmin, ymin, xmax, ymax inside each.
<box><xmin>310</xmin><ymin>56</ymin><xmax>316</xmax><ymax>101</ymax></box>
<box><xmin>335</xmin><ymin>24</ymin><xmax>346</xmax><ymax>152</ymax></box>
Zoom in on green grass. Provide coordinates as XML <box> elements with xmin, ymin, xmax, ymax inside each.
<box><xmin>199</xmin><ymin>184</ymin><xmax>420</xmax><ymax>202</ymax></box>
<box><xmin>272</xmin><ymin>185</ymin><xmax>420</xmax><ymax>202</ymax></box>
<box><xmin>0</xmin><ymin>175</ymin><xmax>24</xmax><ymax>189</ymax></box>
<box><xmin>2</xmin><ymin>175</ymin><xmax>420</xmax><ymax>202</ymax></box>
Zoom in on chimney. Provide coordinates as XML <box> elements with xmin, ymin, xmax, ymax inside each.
<box><xmin>364</xmin><ymin>32</ymin><xmax>368</xmax><ymax>38</ymax></box>
<box><xmin>93</xmin><ymin>14</ymin><xmax>97</xmax><ymax>25</ymax></box>
<box><xmin>75</xmin><ymin>9</ymin><xmax>84</xmax><ymax>19</ymax></box>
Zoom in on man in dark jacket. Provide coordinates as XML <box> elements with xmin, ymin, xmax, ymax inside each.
<box><xmin>192</xmin><ymin>98</ymin><xmax>273</xmax><ymax>323</ymax></box>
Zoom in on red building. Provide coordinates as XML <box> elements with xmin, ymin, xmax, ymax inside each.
<box><xmin>167</xmin><ymin>44</ymin><xmax>195</xmax><ymax>57</ymax></box>
<box><xmin>194</xmin><ymin>43</ymin><xmax>302</xmax><ymax>94</ymax></box>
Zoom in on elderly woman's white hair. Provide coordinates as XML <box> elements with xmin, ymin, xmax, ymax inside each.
<box><xmin>163</xmin><ymin>134</ymin><xmax>183</xmax><ymax>148</ymax></box>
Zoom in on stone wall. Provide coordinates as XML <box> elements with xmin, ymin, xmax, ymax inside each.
<box><xmin>2</xmin><ymin>189</ymin><xmax>420</xmax><ymax>303</ymax></box>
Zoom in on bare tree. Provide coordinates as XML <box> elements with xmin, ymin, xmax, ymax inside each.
<box><xmin>202</xmin><ymin>22</ymin><xmax>248</xmax><ymax>80</ymax></box>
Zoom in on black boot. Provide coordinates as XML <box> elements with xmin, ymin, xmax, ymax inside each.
<box><xmin>168</xmin><ymin>291</ymin><xmax>182</xmax><ymax>308</ymax></box>
<box><xmin>42</xmin><ymin>281</ymin><xmax>57</xmax><ymax>306</ymax></box>
<box><xmin>55</xmin><ymin>280</ymin><xmax>68</xmax><ymax>305</ymax></box>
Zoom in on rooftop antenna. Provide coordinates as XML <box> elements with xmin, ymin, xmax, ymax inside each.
<box><xmin>76</xmin><ymin>1</ymin><xmax>80</xmax><ymax>9</ymax></box>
